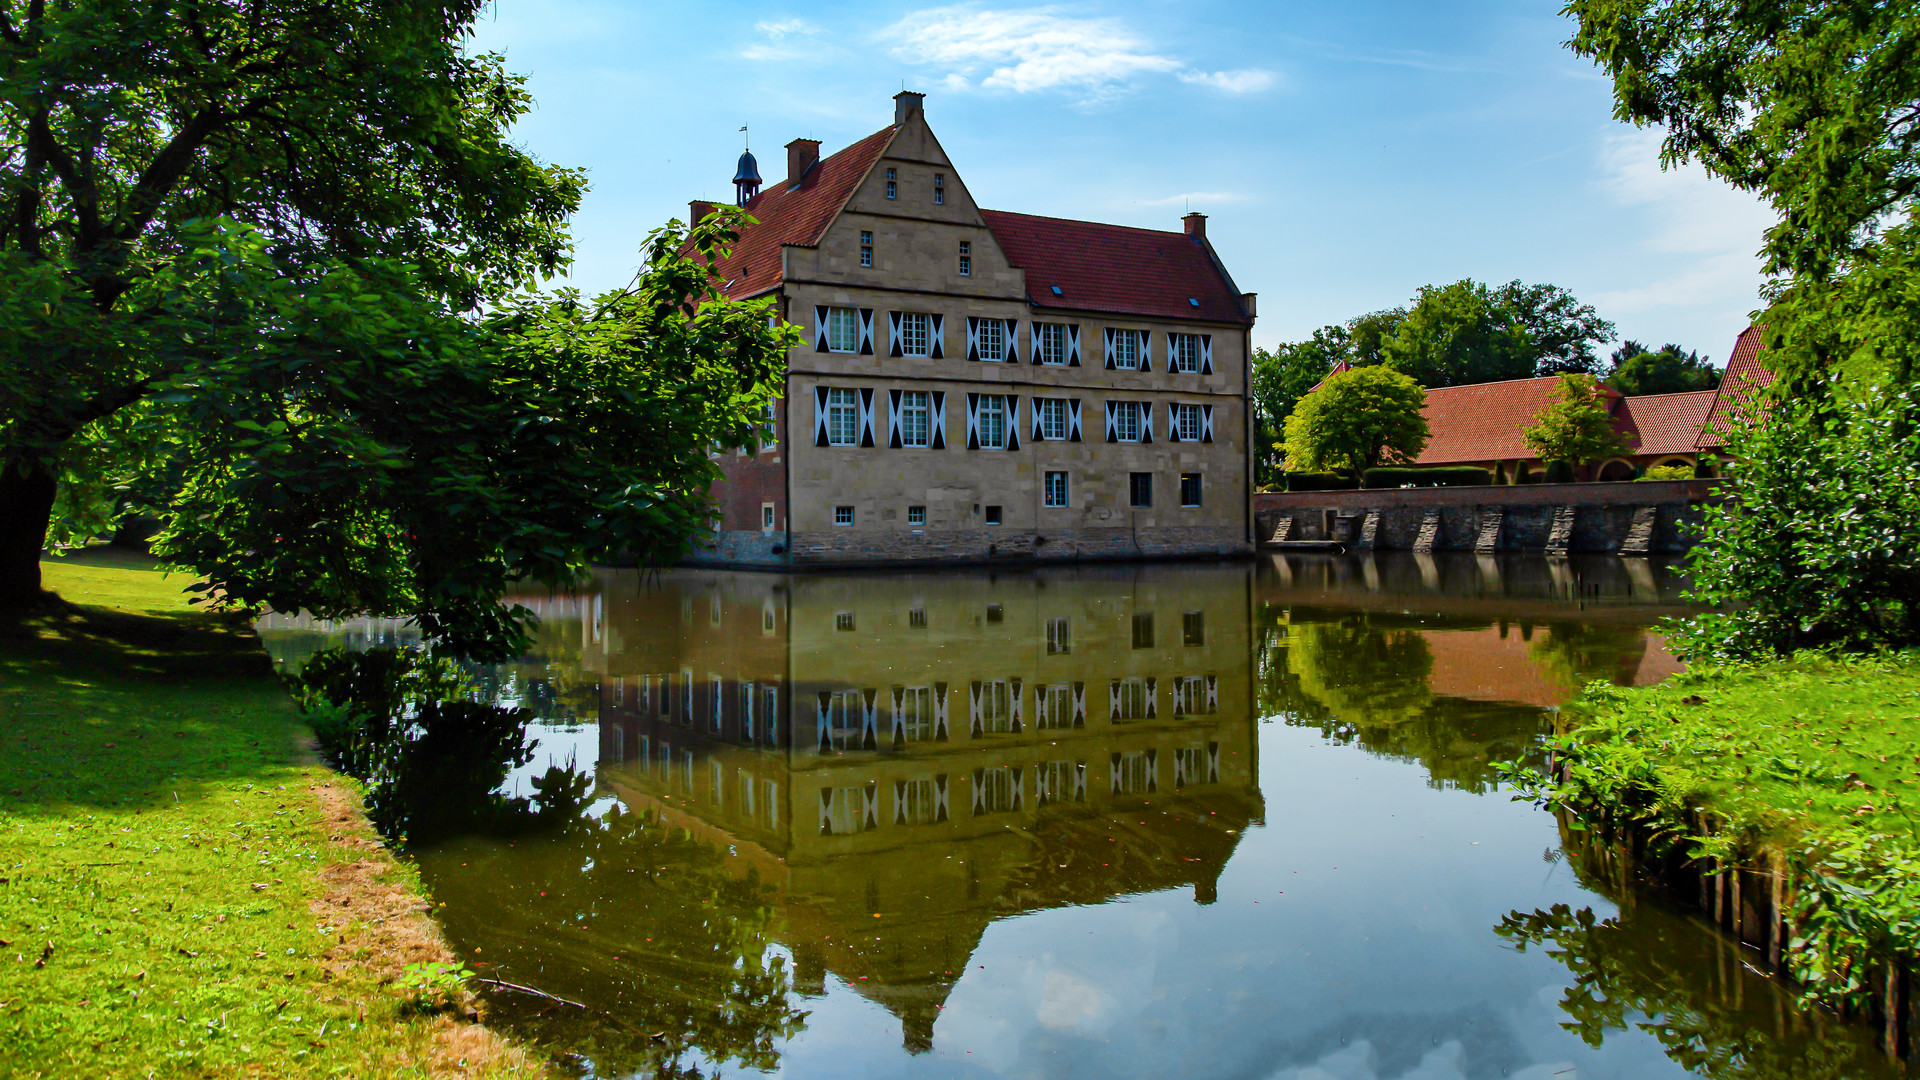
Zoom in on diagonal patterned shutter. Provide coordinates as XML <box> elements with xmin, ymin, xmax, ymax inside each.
<box><xmin>1031</xmin><ymin>323</ymin><xmax>1043</xmax><ymax>365</ymax></box>
<box><xmin>1013</xmin><ymin>766</ymin><xmax>1025</xmax><ymax>810</ymax></box>
<box><xmin>862</xmin><ymin>783</ymin><xmax>877</xmax><ymax>830</ymax></box>
<box><xmin>971</xmin><ymin>769</ymin><xmax>984</xmax><ymax>815</ymax></box>
<box><xmin>1104</xmin><ymin>328</ymin><xmax>1115</xmax><ymax>370</ymax></box>
<box><xmin>969</xmin><ymin>680</ymin><xmax>983</xmax><ymax>738</ymax></box>
<box><xmin>1073</xmin><ymin>761</ymin><xmax>1087</xmax><ymax>801</ymax></box>
<box><xmin>818</xmin><ymin>787</ymin><xmax>833</xmax><ymax>836</ymax></box>
<box><xmin>1072</xmin><ymin>682</ymin><xmax>1086</xmax><ymax>727</ymax></box>
<box><xmin>1031</xmin><ymin>397</ymin><xmax>1044</xmax><ymax>442</ymax></box>
<box><xmin>814</xmin><ymin>386</ymin><xmax>830</xmax><ymax>446</ymax></box>
<box><xmin>1206</xmin><ymin>675</ymin><xmax>1218</xmax><ymax>711</ymax></box>
<box><xmin>1146</xmin><ymin>677</ymin><xmax>1158</xmax><ymax>718</ymax></box>
<box><xmin>816</xmin><ymin>691</ymin><xmax>833</xmax><ymax>752</ymax></box>
<box><xmin>1139</xmin><ymin>330</ymin><xmax>1152</xmax><ymax>372</ymax></box>
<box><xmin>966</xmin><ymin>393</ymin><xmax>980</xmax><ymax>450</ymax></box>
<box><xmin>888</xmin><ymin>312</ymin><xmax>903</xmax><ymax>357</ymax></box>
<box><xmin>1172</xmin><ymin>678</ymin><xmax>1186</xmax><ymax>715</ymax></box>
<box><xmin>1005</xmin><ymin>320</ymin><xmax>1018</xmax><ymax>363</ymax></box>
<box><xmin>1174</xmin><ymin>749</ymin><xmax>1188</xmax><ymax>787</ymax></box>
<box><xmin>1146</xmin><ymin>748</ymin><xmax>1159</xmax><ymax>793</ymax></box>
<box><xmin>935</xmin><ymin>774</ymin><xmax>949</xmax><ymax>820</ymax></box>
<box><xmin>931</xmin><ymin>314</ymin><xmax>945</xmax><ymax>358</ymax></box>
<box><xmin>1140</xmin><ymin>401</ymin><xmax>1154</xmax><ymax>444</ymax></box>
<box><xmin>888</xmin><ymin>390</ymin><xmax>903</xmax><ymax>448</ymax></box>
<box><xmin>890</xmin><ymin>686</ymin><xmax>906</xmax><ymax>747</ymax></box>
<box><xmin>931</xmin><ymin>392</ymin><xmax>947</xmax><ymax>450</ymax></box>
<box><xmin>859</xmin><ymin>309</ymin><xmax>875</xmax><ymax>355</ymax></box>
<box><xmin>1067</xmin><ymin>325</ymin><xmax>1080</xmax><ymax>366</ymax></box>
<box><xmin>1069</xmin><ymin>399</ymin><xmax>1082</xmax><ymax>442</ymax></box>
<box><xmin>861</xmin><ymin>688</ymin><xmax>878</xmax><ymax>750</ymax></box>
<box><xmin>1006</xmin><ymin>396</ymin><xmax>1020</xmax><ymax>451</ymax></box>
<box><xmin>1201</xmin><ymin>333</ymin><xmax>1213</xmax><ymax>375</ymax></box>
<box><xmin>859</xmin><ymin>388</ymin><xmax>875</xmax><ymax>448</ymax></box>
<box><xmin>1110</xmin><ymin>752</ymin><xmax>1122</xmax><ymax>795</ymax></box>
<box><xmin>1009</xmin><ymin>677</ymin><xmax>1023</xmax><ymax>732</ymax></box>
<box><xmin>1104</xmin><ymin>401</ymin><xmax>1117</xmax><ymax>443</ymax></box>
<box><xmin>815</xmin><ymin>306</ymin><xmax>830</xmax><ymax>352</ymax></box>
<box><xmin>967</xmin><ymin>317</ymin><xmax>979</xmax><ymax>362</ymax></box>
<box><xmin>1109</xmin><ymin>678</ymin><xmax>1121</xmax><ymax>719</ymax></box>
<box><xmin>1208</xmin><ymin>741</ymin><xmax>1220</xmax><ymax>783</ymax></box>
<box><xmin>933</xmin><ymin>681</ymin><xmax>949</xmax><ymax>739</ymax></box>
<box><xmin>893</xmin><ymin>779</ymin><xmax>907</xmax><ymax>825</ymax></box>
<box><xmin>1202</xmin><ymin>404</ymin><xmax>1214</xmax><ymax>443</ymax></box>
<box><xmin>1166</xmin><ymin>402</ymin><xmax>1182</xmax><ymax>443</ymax></box>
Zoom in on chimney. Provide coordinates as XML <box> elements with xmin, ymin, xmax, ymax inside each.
<box><xmin>894</xmin><ymin>91</ymin><xmax>925</xmax><ymax>125</ymax></box>
<box><xmin>688</xmin><ymin>199</ymin><xmax>717</xmax><ymax>225</ymax></box>
<box><xmin>785</xmin><ymin>138</ymin><xmax>820</xmax><ymax>186</ymax></box>
<box><xmin>1183</xmin><ymin>212</ymin><xmax>1207</xmax><ymax>241</ymax></box>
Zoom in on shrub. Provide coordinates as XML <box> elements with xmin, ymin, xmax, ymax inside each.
<box><xmin>1284</xmin><ymin>472</ymin><xmax>1360</xmax><ymax>491</ymax></box>
<box><xmin>1543</xmin><ymin>460</ymin><xmax>1576</xmax><ymax>484</ymax></box>
<box><xmin>1639</xmin><ymin>464</ymin><xmax>1694</xmax><ymax>481</ymax></box>
<box><xmin>1362</xmin><ymin>466</ymin><xmax>1492</xmax><ymax>488</ymax></box>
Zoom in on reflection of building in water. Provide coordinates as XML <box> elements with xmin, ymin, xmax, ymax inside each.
<box><xmin>582</xmin><ymin>566</ymin><xmax>1262</xmax><ymax>1052</ymax></box>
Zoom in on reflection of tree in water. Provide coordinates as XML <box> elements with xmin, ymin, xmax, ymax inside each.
<box><xmin>1526</xmin><ymin>622</ymin><xmax>1648</xmax><ymax>696</ymax></box>
<box><xmin>1497</xmin><ymin>902</ymin><xmax>1898</xmax><ymax>1079</ymax></box>
<box><xmin>422</xmin><ymin>803</ymin><xmax>808</xmax><ymax>1079</ymax></box>
<box><xmin>1258</xmin><ymin>615</ymin><xmax>1548</xmax><ymax>793</ymax></box>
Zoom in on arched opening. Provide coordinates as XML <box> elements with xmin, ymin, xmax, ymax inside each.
<box><xmin>1597</xmin><ymin>459</ymin><xmax>1636</xmax><ymax>482</ymax></box>
<box><xmin>1655</xmin><ymin>457</ymin><xmax>1694</xmax><ymax>472</ymax></box>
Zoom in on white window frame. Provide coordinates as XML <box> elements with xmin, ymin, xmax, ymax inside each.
<box><xmin>958</xmin><ymin>240</ymin><xmax>971</xmax><ymax>276</ymax></box>
<box><xmin>1112</xmin><ymin>329</ymin><xmax>1139</xmax><ymax>370</ymax></box>
<box><xmin>859</xmin><ymin>231</ymin><xmax>873</xmax><ymax>268</ymax></box>
<box><xmin>899</xmin><ymin>687</ymin><xmax>932</xmax><ymax>742</ymax></box>
<box><xmin>900</xmin><ymin>390</ymin><xmax>932</xmax><ymax>448</ymax></box>
<box><xmin>1038</xmin><ymin>323</ymin><xmax>1068</xmax><ymax>366</ymax></box>
<box><xmin>898</xmin><ymin>312</ymin><xmax>932</xmax><ymax>357</ymax></box>
<box><xmin>1174</xmin><ymin>403</ymin><xmax>1201</xmax><ymax>442</ymax></box>
<box><xmin>826</xmin><ymin>308</ymin><xmax>858</xmax><ymax>354</ymax></box>
<box><xmin>761</xmin><ymin>503</ymin><xmax>776</xmax><ymax>532</ymax></box>
<box><xmin>934</xmin><ymin>173</ymin><xmax>946</xmax><ymax>204</ymax></box>
<box><xmin>826</xmin><ymin>388</ymin><xmax>860</xmax><ymax>446</ymax></box>
<box><xmin>1045</xmin><ymin>616</ymin><xmax>1070</xmax><ymax>654</ymax></box>
<box><xmin>1171</xmin><ymin>332</ymin><xmax>1200</xmax><ymax>374</ymax></box>
<box><xmin>978</xmin><ymin>395</ymin><xmax>1006</xmax><ymax>450</ymax></box>
<box><xmin>976</xmin><ymin>317</ymin><xmax>1006</xmax><ymax>362</ymax></box>
<box><xmin>1044</xmin><ymin>470</ymin><xmax>1069</xmax><ymax>508</ymax></box>
<box><xmin>1038</xmin><ymin>398</ymin><xmax>1067</xmax><ymax>441</ymax></box>
<box><xmin>1114</xmin><ymin>400</ymin><xmax>1142</xmax><ymax>443</ymax></box>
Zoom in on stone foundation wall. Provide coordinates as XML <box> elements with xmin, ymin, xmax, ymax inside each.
<box><xmin>682</xmin><ymin>526</ymin><xmax>1249</xmax><ymax>567</ymax></box>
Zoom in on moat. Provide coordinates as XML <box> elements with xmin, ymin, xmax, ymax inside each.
<box><xmin>257</xmin><ymin>554</ymin><xmax>1898</xmax><ymax>1080</ymax></box>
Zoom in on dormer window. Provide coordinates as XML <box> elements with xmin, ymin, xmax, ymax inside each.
<box><xmin>934</xmin><ymin>173</ymin><xmax>945</xmax><ymax>205</ymax></box>
<box><xmin>958</xmin><ymin>240</ymin><xmax>971</xmax><ymax>277</ymax></box>
<box><xmin>886</xmin><ymin>168</ymin><xmax>897</xmax><ymax>200</ymax></box>
<box><xmin>860</xmin><ymin>230</ymin><xmax>873</xmax><ymax>268</ymax></box>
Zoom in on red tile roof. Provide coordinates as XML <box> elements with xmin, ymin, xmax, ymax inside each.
<box><xmin>1414</xmin><ymin>376</ymin><xmax>1621</xmax><ymax>464</ymax></box>
<box><xmin>1616</xmin><ymin>389</ymin><xmax>1719</xmax><ymax>457</ymax></box>
<box><xmin>1697</xmin><ymin>325</ymin><xmax>1775</xmax><ymax>448</ymax></box>
<box><xmin>704</xmin><ymin>126</ymin><xmax>899</xmax><ymax>299</ymax></box>
<box><xmin>979</xmin><ymin>210</ymin><xmax>1251</xmax><ymax>325</ymax></box>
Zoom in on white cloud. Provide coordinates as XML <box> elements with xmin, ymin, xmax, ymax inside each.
<box><xmin>1136</xmin><ymin>190</ymin><xmax>1250</xmax><ymax>207</ymax></box>
<box><xmin>1589</xmin><ymin>128</ymin><xmax>1776</xmax><ymax>316</ymax></box>
<box><xmin>742</xmin><ymin>16</ymin><xmax>823</xmax><ymax>60</ymax></box>
<box><xmin>883</xmin><ymin>5</ymin><xmax>1274</xmax><ymax>100</ymax></box>
<box><xmin>754</xmin><ymin>17</ymin><xmax>817</xmax><ymax>38</ymax></box>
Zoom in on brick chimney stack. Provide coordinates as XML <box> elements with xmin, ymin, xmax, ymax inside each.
<box><xmin>1183</xmin><ymin>212</ymin><xmax>1207</xmax><ymax>241</ymax></box>
<box><xmin>894</xmin><ymin>91</ymin><xmax>926</xmax><ymax>125</ymax></box>
<box><xmin>689</xmin><ymin>200</ymin><xmax>717</xmax><ymax>225</ymax></box>
<box><xmin>785</xmin><ymin>138</ymin><xmax>820</xmax><ymax>186</ymax></box>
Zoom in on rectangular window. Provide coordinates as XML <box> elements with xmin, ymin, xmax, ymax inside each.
<box><xmin>826</xmin><ymin>387</ymin><xmax>860</xmax><ymax>446</ymax></box>
<box><xmin>1112</xmin><ymin>329</ymin><xmax>1139</xmax><ymax>370</ymax></box>
<box><xmin>835</xmin><ymin>610</ymin><xmax>855</xmax><ymax>631</ymax></box>
<box><xmin>1045</xmin><ymin>616</ymin><xmax>1070</xmax><ymax>655</ymax></box>
<box><xmin>899</xmin><ymin>688</ymin><xmax>932</xmax><ymax>741</ymax></box>
<box><xmin>1114</xmin><ymin>679</ymin><xmax>1151</xmax><ymax>721</ymax></box>
<box><xmin>958</xmin><ymin>240</ymin><xmax>970</xmax><ymax>276</ymax></box>
<box><xmin>907</xmin><ymin>505</ymin><xmax>926</xmax><ymax>525</ymax></box>
<box><xmin>834</xmin><ymin>505</ymin><xmax>855</xmax><ymax>526</ymax></box>
<box><xmin>978</xmin><ymin>395</ymin><xmax>1006</xmax><ymax>449</ymax></box>
<box><xmin>986</xmin><ymin>603</ymin><xmax>1003</xmax><ymax>624</ymax></box>
<box><xmin>984</xmin><ymin>505</ymin><xmax>1002</xmax><ymax>526</ymax></box>
<box><xmin>1044</xmin><ymin>470</ymin><xmax>1068</xmax><ymax>508</ymax></box>
<box><xmin>860</xmin><ymin>230</ymin><xmax>873</xmax><ymax>268</ymax></box>
<box><xmin>898</xmin><ymin>312</ymin><xmax>931</xmax><ymax>357</ymax></box>
<box><xmin>885</xmin><ymin>167</ymin><xmax>897</xmax><ymax>199</ymax></box>
<box><xmin>900</xmin><ymin>390</ymin><xmax>931</xmax><ymax>448</ymax></box>
<box><xmin>761</xmin><ymin>399</ymin><xmax>779</xmax><ymax>448</ymax></box>
<box><xmin>826</xmin><ymin>307</ymin><xmax>858</xmax><ymax>353</ymax></box>
<box><xmin>1037</xmin><ymin>323</ymin><xmax>1067</xmax><ymax>366</ymax></box>
<box><xmin>1183</xmin><ymin>610</ymin><xmax>1205</xmax><ymax>646</ymax></box>
<box><xmin>1171</xmin><ymin>332</ymin><xmax>1200</xmax><ymax>373</ymax></box>
<box><xmin>1036</xmin><ymin>760</ymin><xmax>1083</xmax><ymax>804</ymax></box>
<box><xmin>976</xmin><ymin>317</ymin><xmax>1005</xmax><ymax>361</ymax></box>
<box><xmin>1036</xmin><ymin>685</ymin><xmax>1073</xmax><ymax>728</ymax></box>
<box><xmin>908</xmin><ymin>605</ymin><xmax>928</xmax><ymax>628</ymax></box>
<box><xmin>1130</xmin><ymin>471</ymin><xmax>1153</xmax><ymax>508</ymax></box>
<box><xmin>1173</xmin><ymin>403</ymin><xmax>1201</xmax><ymax>442</ymax></box>
<box><xmin>1115</xmin><ymin>401</ymin><xmax>1142</xmax><ymax>442</ymax></box>
<box><xmin>1038</xmin><ymin>398</ymin><xmax>1067</xmax><ymax>440</ymax></box>
<box><xmin>975</xmin><ymin>766</ymin><xmax>1020</xmax><ymax>812</ymax></box>
<box><xmin>1113</xmin><ymin>750</ymin><xmax>1156</xmax><ymax>794</ymax></box>
<box><xmin>1131</xmin><ymin>612</ymin><xmax>1155</xmax><ymax>648</ymax></box>
<box><xmin>761</xmin><ymin>503</ymin><xmax>776</xmax><ymax>531</ymax></box>
<box><xmin>1181</xmin><ymin>472</ymin><xmax>1202</xmax><ymax>507</ymax></box>
<box><xmin>934</xmin><ymin>173</ymin><xmax>945</xmax><ymax>204</ymax></box>
<box><xmin>825</xmin><ymin>784</ymin><xmax>873</xmax><ymax>834</ymax></box>
<box><xmin>979</xmin><ymin>681</ymin><xmax>1014</xmax><ymax>734</ymax></box>
<box><xmin>898</xmin><ymin>777</ymin><xmax>939</xmax><ymax>823</ymax></box>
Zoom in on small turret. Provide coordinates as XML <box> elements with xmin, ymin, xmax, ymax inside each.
<box><xmin>734</xmin><ymin>149</ymin><xmax>762</xmax><ymax>206</ymax></box>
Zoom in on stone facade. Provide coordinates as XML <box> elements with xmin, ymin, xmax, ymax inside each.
<box><xmin>686</xmin><ymin>93</ymin><xmax>1255</xmax><ymax>569</ymax></box>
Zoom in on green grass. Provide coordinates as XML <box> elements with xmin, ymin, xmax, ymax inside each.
<box><xmin>0</xmin><ymin>553</ymin><xmax>540</xmax><ymax>1078</ymax></box>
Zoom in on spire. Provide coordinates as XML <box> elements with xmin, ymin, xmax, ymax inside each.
<box><xmin>733</xmin><ymin>125</ymin><xmax>761</xmax><ymax>206</ymax></box>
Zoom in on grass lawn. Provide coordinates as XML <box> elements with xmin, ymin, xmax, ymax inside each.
<box><xmin>0</xmin><ymin>551</ymin><xmax>544</xmax><ymax>1078</ymax></box>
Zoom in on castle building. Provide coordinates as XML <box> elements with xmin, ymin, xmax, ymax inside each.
<box><xmin>690</xmin><ymin>92</ymin><xmax>1258</xmax><ymax>567</ymax></box>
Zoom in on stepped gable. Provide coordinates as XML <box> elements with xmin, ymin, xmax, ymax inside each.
<box><xmin>701</xmin><ymin>125</ymin><xmax>898</xmax><ymax>300</ymax></box>
<box><xmin>1697</xmin><ymin>325</ymin><xmax>1775</xmax><ymax>448</ymax></box>
<box><xmin>1413</xmin><ymin>376</ymin><xmax>1622</xmax><ymax>465</ymax></box>
<box><xmin>979</xmin><ymin>209</ymin><xmax>1252</xmax><ymax>325</ymax></box>
<box><xmin>1615</xmin><ymin>389</ymin><xmax>1719</xmax><ymax>457</ymax></box>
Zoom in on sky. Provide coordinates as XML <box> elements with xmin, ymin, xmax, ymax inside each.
<box><xmin>467</xmin><ymin>0</ymin><xmax>1777</xmax><ymax>364</ymax></box>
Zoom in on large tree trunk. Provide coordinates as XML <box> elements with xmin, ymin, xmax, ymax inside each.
<box><xmin>0</xmin><ymin>456</ymin><xmax>58</xmax><ymax>605</ymax></box>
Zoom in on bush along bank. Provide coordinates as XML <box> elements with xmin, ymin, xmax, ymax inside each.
<box><xmin>1501</xmin><ymin>651</ymin><xmax>1920</xmax><ymax>1057</ymax></box>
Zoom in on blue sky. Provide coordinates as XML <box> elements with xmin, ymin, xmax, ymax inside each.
<box><xmin>469</xmin><ymin>0</ymin><xmax>1775</xmax><ymax>364</ymax></box>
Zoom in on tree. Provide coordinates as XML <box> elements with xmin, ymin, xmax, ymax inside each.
<box><xmin>1379</xmin><ymin>279</ymin><xmax>1616</xmax><ymax>387</ymax></box>
<box><xmin>1252</xmin><ymin>328</ymin><xmax>1348</xmax><ymax>485</ymax></box>
<box><xmin>1522</xmin><ymin>374</ymin><xmax>1632</xmax><ymax>472</ymax></box>
<box><xmin>1282</xmin><ymin>366</ymin><xmax>1429</xmax><ymax>478</ymax></box>
<box><xmin>1344</xmin><ymin>307</ymin><xmax>1407</xmax><ymax>366</ymax></box>
<box><xmin>0</xmin><ymin>0</ymin><xmax>584</xmax><ymax>604</ymax></box>
<box><xmin>1606</xmin><ymin>343</ymin><xmax>1720</xmax><ymax>396</ymax></box>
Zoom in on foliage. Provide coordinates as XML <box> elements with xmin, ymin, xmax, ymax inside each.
<box><xmin>1672</xmin><ymin>388</ymin><xmax>1920</xmax><ymax>658</ymax></box>
<box><xmin>1361</xmin><ymin>466</ymin><xmax>1491</xmax><ymax>488</ymax></box>
<box><xmin>1607</xmin><ymin>341</ymin><xmax>1721</xmax><ymax>396</ymax></box>
<box><xmin>1283</xmin><ymin>365</ymin><xmax>1430</xmax><ymax>477</ymax></box>
<box><xmin>1523</xmin><ymin>374</ymin><xmax>1633</xmax><ymax>469</ymax></box>
<box><xmin>1380</xmin><ymin>279</ymin><xmax>1616</xmax><ymax>387</ymax></box>
<box><xmin>0</xmin><ymin>557</ymin><xmax>533</xmax><ymax>1077</ymax></box>
<box><xmin>1641</xmin><ymin>464</ymin><xmax>1695</xmax><ymax>481</ymax></box>
<box><xmin>1283</xmin><ymin>471</ymin><xmax>1360</xmax><ymax>492</ymax></box>
<box><xmin>1252</xmin><ymin>330</ymin><xmax>1348</xmax><ymax>485</ymax></box>
<box><xmin>1496</xmin><ymin>652</ymin><xmax>1920</xmax><ymax>1016</ymax></box>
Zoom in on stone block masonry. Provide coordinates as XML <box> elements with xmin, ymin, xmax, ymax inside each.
<box><xmin>686</xmin><ymin>526</ymin><xmax>1247</xmax><ymax>568</ymax></box>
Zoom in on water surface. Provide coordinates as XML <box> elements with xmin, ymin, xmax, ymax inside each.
<box><xmin>257</xmin><ymin>554</ymin><xmax>1897</xmax><ymax>1080</ymax></box>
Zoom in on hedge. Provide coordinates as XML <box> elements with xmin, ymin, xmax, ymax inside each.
<box><xmin>1283</xmin><ymin>472</ymin><xmax>1360</xmax><ymax>491</ymax></box>
<box><xmin>1361</xmin><ymin>466</ymin><xmax>1492</xmax><ymax>488</ymax></box>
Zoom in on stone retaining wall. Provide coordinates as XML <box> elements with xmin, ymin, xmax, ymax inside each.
<box><xmin>684</xmin><ymin>525</ymin><xmax>1250</xmax><ymax>568</ymax></box>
